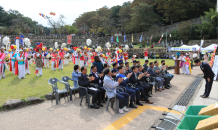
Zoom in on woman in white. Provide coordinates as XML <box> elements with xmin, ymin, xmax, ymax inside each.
<box><xmin>179</xmin><ymin>53</ymin><xmax>186</xmax><ymax>74</ymax></box>
<box><xmin>204</xmin><ymin>53</ymin><xmax>209</xmax><ymax>64</ymax></box>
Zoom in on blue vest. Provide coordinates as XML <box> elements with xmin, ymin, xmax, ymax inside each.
<box><xmin>17</xmin><ymin>54</ymin><xmax>25</xmax><ymax>65</ymax></box>
<box><xmin>11</xmin><ymin>52</ymin><xmax>17</xmax><ymax>62</ymax></box>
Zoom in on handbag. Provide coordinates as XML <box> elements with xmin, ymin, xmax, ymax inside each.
<box><xmin>127</xmin><ymin>83</ymin><xmax>136</xmax><ymax>89</ymax></box>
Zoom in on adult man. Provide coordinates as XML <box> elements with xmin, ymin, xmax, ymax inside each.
<box><xmin>137</xmin><ymin>65</ymin><xmax>152</xmax><ymax>97</ymax></box>
<box><xmin>129</xmin><ymin>66</ymin><xmax>153</xmax><ymax>104</ymax></box>
<box><xmin>111</xmin><ymin>62</ymin><xmax>118</xmax><ymax>79</ymax></box>
<box><xmin>144</xmin><ymin>48</ymin><xmax>149</xmax><ymax>60</ymax></box>
<box><xmin>147</xmin><ymin>62</ymin><xmax>164</xmax><ymax>91</ymax></box>
<box><xmin>116</xmin><ymin>66</ymin><xmax>138</xmax><ymax>108</ymax></box>
<box><xmin>16</xmin><ymin>49</ymin><xmax>26</xmax><ymax>79</ymax></box>
<box><xmin>143</xmin><ymin>60</ymin><xmax>149</xmax><ymax>72</ymax></box>
<box><xmin>154</xmin><ymin>61</ymin><xmax>170</xmax><ymax>89</ymax></box>
<box><xmin>194</xmin><ymin>59</ymin><xmax>215</xmax><ymax>98</ymax></box>
<box><xmin>103</xmin><ymin>68</ymin><xmax>129</xmax><ymax>114</ymax></box>
<box><xmin>160</xmin><ymin>60</ymin><xmax>174</xmax><ymax>83</ymax></box>
<box><xmin>0</xmin><ymin>47</ymin><xmax>6</xmax><ymax>79</ymax></box>
<box><xmin>124</xmin><ymin>62</ymin><xmax>131</xmax><ymax>76</ymax></box>
<box><xmin>78</xmin><ymin>66</ymin><xmax>102</xmax><ymax>109</ymax></box>
<box><xmin>89</xmin><ymin>65</ymin><xmax>106</xmax><ymax>103</ymax></box>
<box><xmin>58</xmin><ymin>49</ymin><xmax>64</xmax><ymax>69</ymax></box>
<box><xmin>132</xmin><ymin>60</ymin><xmax>137</xmax><ymax>67</ymax></box>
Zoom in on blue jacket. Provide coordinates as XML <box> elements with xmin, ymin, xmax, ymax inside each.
<box><xmin>72</xmin><ymin>70</ymin><xmax>80</xmax><ymax>81</ymax></box>
<box><xmin>147</xmin><ymin>67</ymin><xmax>156</xmax><ymax>77</ymax></box>
<box><xmin>116</xmin><ymin>73</ymin><xmax>129</xmax><ymax>88</ymax></box>
<box><xmin>93</xmin><ymin>61</ymin><xmax>104</xmax><ymax>74</ymax></box>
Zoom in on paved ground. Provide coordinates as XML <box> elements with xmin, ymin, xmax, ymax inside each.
<box><xmin>192</xmin><ymin>79</ymin><xmax>218</xmax><ymax>105</ymax></box>
<box><xmin>0</xmin><ymin>67</ymin><xmax>203</xmax><ymax>130</ymax></box>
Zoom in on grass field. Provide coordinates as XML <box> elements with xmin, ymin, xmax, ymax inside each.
<box><xmin>0</xmin><ymin>59</ymin><xmax>175</xmax><ymax>105</ymax></box>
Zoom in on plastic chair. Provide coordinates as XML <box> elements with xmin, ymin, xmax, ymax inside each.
<box><xmin>78</xmin><ymin>83</ymin><xmax>98</xmax><ymax>108</ymax></box>
<box><xmin>48</xmin><ymin>77</ymin><xmax>69</xmax><ymax>105</ymax></box>
<box><xmin>61</xmin><ymin>76</ymin><xmax>79</xmax><ymax>101</ymax></box>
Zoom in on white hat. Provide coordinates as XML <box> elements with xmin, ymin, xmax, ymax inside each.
<box><xmin>23</xmin><ymin>47</ymin><xmax>27</xmax><ymax>49</ymax></box>
<box><xmin>19</xmin><ymin>49</ymin><xmax>23</xmax><ymax>52</ymax></box>
<box><xmin>0</xmin><ymin>46</ymin><xmax>5</xmax><ymax>49</ymax></box>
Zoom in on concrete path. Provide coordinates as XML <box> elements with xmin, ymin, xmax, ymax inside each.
<box><xmin>0</xmin><ymin>67</ymin><xmax>203</xmax><ymax>130</ymax></box>
<box><xmin>192</xmin><ymin>79</ymin><xmax>218</xmax><ymax>105</ymax></box>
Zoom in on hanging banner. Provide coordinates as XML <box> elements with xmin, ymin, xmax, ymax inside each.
<box><xmin>67</xmin><ymin>35</ymin><xmax>72</xmax><ymax>44</ymax></box>
<box><xmin>20</xmin><ymin>35</ymin><xmax>24</xmax><ymax>47</ymax></box>
<box><xmin>15</xmin><ymin>37</ymin><xmax>20</xmax><ymax>53</ymax></box>
<box><xmin>171</xmin><ymin>47</ymin><xmax>196</xmax><ymax>51</ymax></box>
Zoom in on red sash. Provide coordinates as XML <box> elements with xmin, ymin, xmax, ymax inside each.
<box><xmin>15</xmin><ymin>61</ymin><xmax>18</xmax><ymax>75</ymax></box>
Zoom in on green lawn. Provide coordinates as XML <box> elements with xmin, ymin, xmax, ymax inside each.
<box><xmin>0</xmin><ymin>59</ymin><xmax>175</xmax><ymax>105</ymax></box>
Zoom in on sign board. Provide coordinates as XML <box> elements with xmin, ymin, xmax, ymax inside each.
<box><xmin>67</xmin><ymin>35</ymin><xmax>72</xmax><ymax>44</ymax></box>
<box><xmin>114</xmin><ymin>34</ymin><xmax>122</xmax><ymax>36</ymax></box>
<box><xmin>171</xmin><ymin>47</ymin><xmax>196</xmax><ymax>51</ymax></box>
<box><xmin>212</xmin><ymin>55</ymin><xmax>218</xmax><ymax>80</ymax></box>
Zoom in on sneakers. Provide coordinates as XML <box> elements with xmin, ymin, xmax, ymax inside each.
<box><xmin>119</xmin><ymin>109</ymin><xmax>124</xmax><ymax>114</ymax></box>
<box><xmin>123</xmin><ymin>106</ymin><xmax>129</xmax><ymax>112</ymax></box>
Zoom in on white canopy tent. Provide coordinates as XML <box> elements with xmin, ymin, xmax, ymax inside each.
<box><xmin>180</xmin><ymin>44</ymin><xmax>201</xmax><ymax>51</ymax></box>
<box><xmin>201</xmin><ymin>44</ymin><xmax>217</xmax><ymax>52</ymax></box>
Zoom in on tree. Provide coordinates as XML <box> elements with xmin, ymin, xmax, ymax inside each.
<box><xmin>65</xmin><ymin>25</ymin><xmax>78</xmax><ymax>34</ymax></box>
<box><xmin>128</xmin><ymin>2</ymin><xmax>160</xmax><ymax>32</ymax></box>
<box><xmin>189</xmin><ymin>25</ymin><xmax>196</xmax><ymax>40</ymax></box>
<box><xmin>110</xmin><ymin>5</ymin><xmax>122</xmax><ymax>28</ymax></box>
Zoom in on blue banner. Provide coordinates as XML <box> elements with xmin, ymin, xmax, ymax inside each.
<box><xmin>111</xmin><ymin>36</ymin><xmax>113</xmax><ymax>42</ymax></box>
<box><xmin>20</xmin><ymin>35</ymin><xmax>24</xmax><ymax>45</ymax></box>
<box><xmin>171</xmin><ymin>47</ymin><xmax>196</xmax><ymax>51</ymax></box>
<box><xmin>124</xmin><ymin>35</ymin><xmax>126</xmax><ymax>42</ymax></box>
<box><xmin>139</xmin><ymin>35</ymin><xmax>142</xmax><ymax>42</ymax></box>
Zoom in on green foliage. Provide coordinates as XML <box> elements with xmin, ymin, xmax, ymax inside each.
<box><xmin>189</xmin><ymin>25</ymin><xmax>197</xmax><ymax>40</ymax></box>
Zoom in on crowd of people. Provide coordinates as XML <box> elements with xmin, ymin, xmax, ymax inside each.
<box><xmin>73</xmin><ymin>56</ymin><xmax>174</xmax><ymax>113</ymax></box>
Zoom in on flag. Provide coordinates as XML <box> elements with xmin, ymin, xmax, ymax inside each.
<box><xmin>111</xmin><ymin>36</ymin><xmax>113</xmax><ymax>42</ymax></box>
<box><xmin>116</xmin><ymin>36</ymin><xmax>119</xmax><ymax>42</ymax></box>
<box><xmin>26</xmin><ymin>30</ymin><xmax>28</xmax><ymax>34</ymax></box>
<box><xmin>20</xmin><ymin>35</ymin><xmax>24</xmax><ymax>47</ymax></box>
<box><xmin>93</xmin><ymin>32</ymin><xmax>94</xmax><ymax>35</ymax></box>
<box><xmin>42</xmin><ymin>29</ymin><xmax>43</xmax><ymax>33</ymax></box>
<box><xmin>83</xmin><ymin>31</ymin><xmax>85</xmax><ymax>34</ymax></box>
<box><xmin>139</xmin><ymin>35</ymin><xmax>142</xmax><ymax>42</ymax></box>
<box><xmin>132</xmin><ymin>35</ymin><xmax>133</xmax><ymax>42</ymax></box>
<box><xmin>158</xmin><ymin>36</ymin><xmax>162</xmax><ymax>43</ymax></box>
<box><xmin>124</xmin><ymin>35</ymin><xmax>126</xmax><ymax>42</ymax></box>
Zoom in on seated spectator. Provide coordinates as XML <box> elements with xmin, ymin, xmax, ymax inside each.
<box><xmin>160</xmin><ymin>60</ymin><xmax>174</xmax><ymax>85</ymax></box>
<box><xmin>72</xmin><ymin>65</ymin><xmax>80</xmax><ymax>87</ymax></box>
<box><xmin>124</xmin><ymin>62</ymin><xmax>131</xmax><ymax>76</ymax></box>
<box><xmin>78</xmin><ymin>66</ymin><xmax>102</xmax><ymax>109</ymax></box>
<box><xmin>111</xmin><ymin>62</ymin><xmax>118</xmax><ymax>79</ymax></box>
<box><xmin>154</xmin><ymin>61</ymin><xmax>170</xmax><ymax>89</ymax></box>
<box><xmin>137</xmin><ymin>61</ymin><xmax>140</xmax><ymax>65</ymax></box>
<box><xmin>151</xmin><ymin>44</ymin><xmax>154</xmax><ymax>48</ymax></box>
<box><xmin>103</xmin><ymin>68</ymin><xmax>129</xmax><ymax>114</ymax></box>
<box><xmin>119</xmin><ymin>61</ymin><xmax>124</xmax><ymax>67</ymax></box>
<box><xmin>156</xmin><ymin>54</ymin><xmax>159</xmax><ymax>59</ymax></box>
<box><xmin>116</xmin><ymin>66</ymin><xmax>138</xmax><ymax>108</ymax></box>
<box><xmin>154</xmin><ymin>55</ymin><xmax>156</xmax><ymax>59</ymax></box>
<box><xmin>137</xmin><ymin>65</ymin><xmax>152</xmax><ymax>97</ymax></box>
<box><xmin>147</xmin><ymin>62</ymin><xmax>164</xmax><ymax>91</ymax></box>
<box><xmin>164</xmin><ymin>54</ymin><xmax>166</xmax><ymax>59</ymax></box>
<box><xmin>129</xmin><ymin>66</ymin><xmax>153</xmax><ymax>104</ymax></box>
<box><xmin>104</xmin><ymin>63</ymin><xmax>110</xmax><ymax>69</ymax></box>
<box><xmin>132</xmin><ymin>60</ymin><xmax>137</xmax><ymax>67</ymax></box>
<box><xmin>143</xmin><ymin>60</ymin><xmax>149</xmax><ymax>72</ymax></box>
<box><xmin>89</xmin><ymin>65</ymin><xmax>106</xmax><ymax>102</ymax></box>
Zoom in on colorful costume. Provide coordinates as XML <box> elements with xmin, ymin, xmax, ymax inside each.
<box><xmin>10</xmin><ymin>51</ymin><xmax>17</xmax><ymax>74</ymax></box>
<box><xmin>179</xmin><ymin>55</ymin><xmax>186</xmax><ymax>74</ymax></box>
<box><xmin>51</xmin><ymin>53</ymin><xmax>57</xmax><ymax>70</ymax></box>
<box><xmin>16</xmin><ymin>52</ymin><xmax>26</xmax><ymax>79</ymax></box>
<box><xmin>58</xmin><ymin>51</ymin><xmax>64</xmax><ymax>69</ymax></box>
<box><xmin>24</xmin><ymin>51</ymin><xmax>30</xmax><ymax>74</ymax></box>
<box><xmin>185</xmin><ymin>57</ymin><xmax>190</xmax><ymax>75</ymax></box>
<box><xmin>80</xmin><ymin>52</ymin><xmax>85</xmax><ymax>67</ymax></box>
<box><xmin>0</xmin><ymin>51</ymin><xmax>6</xmax><ymax>79</ymax></box>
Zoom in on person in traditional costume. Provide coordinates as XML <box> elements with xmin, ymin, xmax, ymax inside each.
<box><xmin>179</xmin><ymin>53</ymin><xmax>186</xmax><ymax>74</ymax></box>
<box><xmin>79</xmin><ymin>49</ymin><xmax>85</xmax><ymax>67</ymax></box>
<box><xmin>131</xmin><ymin>55</ymin><xmax>136</xmax><ymax>63</ymax></box>
<box><xmin>91</xmin><ymin>49</ymin><xmax>97</xmax><ymax>64</ymax></box>
<box><xmin>64</xmin><ymin>48</ymin><xmax>69</xmax><ymax>65</ymax></box>
<box><xmin>23</xmin><ymin>47</ymin><xmax>30</xmax><ymax>75</ymax></box>
<box><xmin>123</xmin><ymin>50</ymin><xmax>129</xmax><ymax>64</ymax></box>
<box><xmin>51</xmin><ymin>49</ymin><xmax>57</xmax><ymax>71</ymax></box>
<box><xmin>74</xmin><ymin>48</ymin><xmax>80</xmax><ymax>65</ymax></box>
<box><xmin>117</xmin><ymin>50</ymin><xmax>123</xmax><ymax>65</ymax></box>
<box><xmin>58</xmin><ymin>48</ymin><xmax>64</xmax><ymax>69</ymax></box>
<box><xmin>28</xmin><ymin>48</ymin><xmax>33</xmax><ymax>65</ymax></box>
<box><xmin>43</xmin><ymin>47</ymin><xmax>49</xmax><ymax>68</ymax></box>
<box><xmin>185</xmin><ymin>54</ymin><xmax>190</xmax><ymax>75</ymax></box>
<box><xmin>144</xmin><ymin>48</ymin><xmax>149</xmax><ymax>60</ymax></box>
<box><xmin>16</xmin><ymin>49</ymin><xmax>26</xmax><ymax>79</ymax></box>
<box><xmin>10</xmin><ymin>45</ymin><xmax>17</xmax><ymax>74</ymax></box>
<box><xmin>35</xmin><ymin>43</ymin><xmax>43</xmax><ymax>76</ymax></box>
<box><xmin>0</xmin><ymin>47</ymin><xmax>6</xmax><ymax>79</ymax></box>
